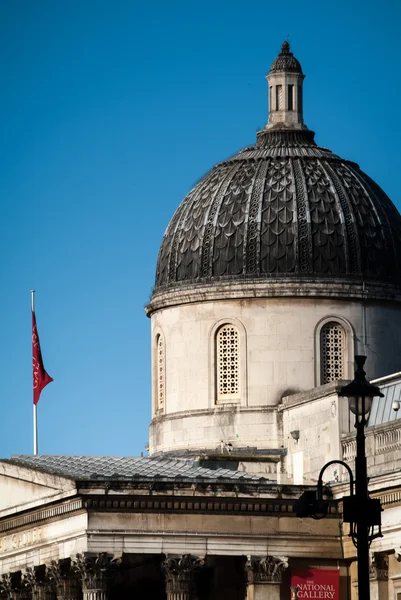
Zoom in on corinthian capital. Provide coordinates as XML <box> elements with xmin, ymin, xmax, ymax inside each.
<box><xmin>0</xmin><ymin>572</ymin><xmax>31</xmax><ymax>600</ymax></box>
<box><xmin>72</xmin><ymin>553</ymin><xmax>120</xmax><ymax>591</ymax></box>
<box><xmin>0</xmin><ymin>573</ymin><xmax>14</xmax><ymax>598</ymax></box>
<box><xmin>246</xmin><ymin>555</ymin><xmax>289</xmax><ymax>584</ymax></box>
<box><xmin>162</xmin><ymin>554</ymin><xmax>204</xmax><ymax>596</ymax></box>
<box><xmin>46</xmin><ymin>559</ymin><xmax>80</xmax><ymax>600</ymax></box>
<box><xmin>369</xmin><ymin>552</ymin><xmax>388</xmax><ymax>581</ymax></box>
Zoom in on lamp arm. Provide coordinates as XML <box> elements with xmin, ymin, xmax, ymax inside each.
<box><xmin>317</xmin><ymin>460</ymin><xmax>354</xmax><ymax>498</ymax></box>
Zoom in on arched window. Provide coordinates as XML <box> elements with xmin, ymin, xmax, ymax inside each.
<box><xmin>156</xmin><ymin>334</ymin><xmax>165</xmax><ymax>412</ymax></box>
<box><xmin>216</xmin><ymin>324</ymin><xmax>240</xmax><ymax>402</ymax></box>
<box><xmin>320</xmin><ymin>322</ymin><xmax>346</xmax><ymax>384</ymax></box>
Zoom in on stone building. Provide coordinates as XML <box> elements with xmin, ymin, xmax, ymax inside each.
<box><xmin>1</xmin><ymin>42</ymin><xmax>401</xmax><ymax>599</ymax></box>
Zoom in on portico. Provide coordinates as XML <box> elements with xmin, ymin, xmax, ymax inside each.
<box><xmin>0</xmin><ymin>455</ymin><xmax>346</xmax><ymax>599</ymax></box>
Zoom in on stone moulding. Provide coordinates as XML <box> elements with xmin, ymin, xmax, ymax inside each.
<box><xmin>279</xmin><ymin>381</ymin><xmax>347</xmax><ymax>410</ymax></box>
<box><xmin>0</xmin><ymin>499</ymin><xmax>84</xmax><ymax>534</ymax></box>
<box><xmin>82</xmin><ymin>496</ymin><xmax>298</xmax><ymax>515</ymax></box>
<box><xmin>145</xmin><ymin>279</ymin><xmax>401</xmax><ymax>316</ymax></box>
<box><xmin>150</xmin><ymin>404</ymin><xmax>278</xmax><ymax>425</ymax></box>
<box><xmin>0</xmin><ymin>493</ymin><xmax>340</xmax><ymax>536</ymax></box>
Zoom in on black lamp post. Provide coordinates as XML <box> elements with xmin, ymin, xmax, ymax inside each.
<box><xmin>338</xmin><ymin>355</ymin><xmax>384</xmax><ymax>600</ymax></box>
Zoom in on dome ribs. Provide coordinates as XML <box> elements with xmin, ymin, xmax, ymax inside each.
<box><xmin>260</xmin><ymin>159</ymin><xmax>296</xmax><ymax>274</ymax></box>
<box><xmin>347</xmin><ymin>168</ymin><xmax>401</xmax><ymax>281</ymax></box>
<box><xmin>200</xmin><ymin>163</ymin><xmax>242</xmax><ymax>279</ymax></box>
<box><xmin>335</xmin><ymin>163</ymin><xmax>388</xmax><ymax>279</ymax></box>
<box><xmin>164</xmin><ymin>182</ymin><xmax>203</xmax><ymax>285</ymax></box>
<box><xmin>155</xmin><ymin>198</ymin><xmax>188</xmax><ymax>287</ymax></box>
<box><xmin>320</xmin><ymin>161</ymin><xmax>359</xmax><ymax>276</ymax></box>
<box><xmin>293</xmin><ymin>158</ymin><xmax>313</xmax><ymax>274</ymax></box>
<box><xmin>212</xmin><ymin>162</ymin><xmax>256</xmax><ymax>277</ymax></box>
<box><xmin>303</xmin><ymin>159</ymin><xmax>346</xmax><ymax>275</ymax></box>
<box><xmin>168</xmin><ymin>169</ymin><xmax>215</xmax><ymax>282</ymax></box>
<box><xmin>244</xmin><ymin>160</ymin><xmax>270</xmax><ymax>275</ymax></box>
<box><xmin>175</xmin><ymin>165</ymin><xmax>231</xmax><ymax>283</ymax></box>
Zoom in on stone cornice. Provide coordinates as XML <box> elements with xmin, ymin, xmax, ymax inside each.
<box><xmin>0</xmin><ymin>498</ymin><xmax>85</xmax><ymax>534</ymax></box>
<box><xmin>77</xmin><ymin>480</ymin><xmax>303</xmax><ymax>496</ymax></box>
<box><xmin>146</xmin><ymin>279</ymin><xmax>401</xmax><ymax>316</ymax></box>
<box><xmin>279</xmin><ymin>381</ymin><xmax>347</xmax><ymax>411</ymax></box>
<box><xmin>81</xmin><ymin>494</ymin><xmax>340</xmax><ymax>518</ymax></box>
<box><xmin>150</xmin><ymin>405</ymin><xmax>276</xmax><ymax>425</ymax></box>
<box><xmin>0</xmin><ymin>492</ymin><xmax>341</xmax><ymax>535</ymax></box>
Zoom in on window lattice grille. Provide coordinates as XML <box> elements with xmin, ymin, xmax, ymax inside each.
<box><xmin>157</xmin><ymin>335</ymin><xmax>165</xmax><ymax>411</ymax></box>
<box><xmin>216</xmin><ymin>325</ymin><xmax>240</xmax><ymax>401</ymax></box>
<box><xmin>320</xmin><ymin>322</ymin><xmax>345</xmax><ymax>384</ymax></box>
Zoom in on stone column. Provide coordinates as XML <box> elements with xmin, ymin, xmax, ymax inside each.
<box><xmin>162</xmin><ymin>554</ymin><xmax>204</xmax><ymax>600</ymax></box>
<box><xmin>245</xmin><ymin>556</ymin><xmax>288</xmax><ymax>600</ymax></box>
<box><xmin>369</xmin><ymin>553</ymin><xmax>389</xmax><ymax>600</ymax></box>
<box><xmin>72</xmin><ymin>553</ymin><xmax>120</xmax><ymax>600</ymax></box>
<box><xmin>46</xmin><ymin>560</ymin><xmax>80</xmax><ymax>600</ymax></box>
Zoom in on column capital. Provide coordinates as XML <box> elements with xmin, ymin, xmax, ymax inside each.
<box><xmin>369</xmin><ymin>552</ymin><xmax>388</xmax><ymax>581</ymax></box>
<box><xmin>46</xmin><ymin>560</ymin><xmax>80</xmax><ymax>600</ymax></box>
<box><xmin>22</xmin><ymin>567</ymin><xmax>56</xmax><ymax>600</ymax></box>
<box><xmin>72</xmin><ymin>553</ymin><xmax>120</xmax><ymax>594</ymax></box>
<box><xmin>245</xmin><ymin>555</ymin><xmax>289</xmax><ymax>584</ymax></box>
<box><xmin>162</xmin><ymin>554</ymin><xmax>204</xmax><ymax>596</ymax></box>
<box><xmin>22</xmin><ymin>567</ymin><xmax>39</xmax><ymax>598</ymax></box>
<box><xmin>0</xmin><ymin>572</ymin><xmax>31</xmax><ymax>600</ymax></box>
<box><xmin>0</xmin><ymin>573</ymin><xmax>14</xmax><ymax>599</ymax></box>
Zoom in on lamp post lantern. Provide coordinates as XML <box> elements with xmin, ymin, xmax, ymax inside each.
<box><xmin>339</xmin><ymin>355</ymin><xmax>384</xmax><ymax>600</ymax></box>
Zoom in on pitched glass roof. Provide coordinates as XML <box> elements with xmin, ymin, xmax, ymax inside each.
<box><xmin>368</xmin><ymin>377</ymin><xmax>401</xmax><ymax>426</ymax></box>
<box><xmin>4</xmin><ymin>454</ymin><xmax>270</xmax><ymax>484</ymax></box>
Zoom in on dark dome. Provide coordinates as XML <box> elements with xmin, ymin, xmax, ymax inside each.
<box><xmin>269</xmin><ymin>41</ymin><xmax>303</xmax><ymax>74</ymax></box>
<box><xmin>154</xmin><ymin>129</ymin><xmax>401</xmax><ymax>293</ymax></box>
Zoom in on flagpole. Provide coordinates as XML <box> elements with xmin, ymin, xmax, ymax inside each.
<box><xmin>31</xmin><ymin>290</ymin><xmax>38</xmax><ymax>456</ymax></box>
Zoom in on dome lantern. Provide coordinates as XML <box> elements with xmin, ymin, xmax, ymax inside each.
<box><xmin>266</xmin><ymin>41</ymin><xmax>306</xmax><ymax>130</ymax></box>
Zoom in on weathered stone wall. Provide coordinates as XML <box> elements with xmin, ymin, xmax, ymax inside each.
<box><xmin>149</xmin><ymin>294</ymin><xmax>401</xmax><ymax>455</ymax></box>
<box><xmin>280</xmin><ymin>384</ymin><xmax>350</xmax><ymax>484</ymax></box>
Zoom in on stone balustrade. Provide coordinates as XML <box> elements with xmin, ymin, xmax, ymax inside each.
<box><xmin>342</xmin><ymin>421</ymin><xmax>401</xmax><ymax>476</ymax></box>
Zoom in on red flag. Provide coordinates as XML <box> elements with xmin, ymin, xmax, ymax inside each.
<box><xmin>32</xmin><ymin>310</ymin><xmax>53</xmax><ymax>405</ymax></box>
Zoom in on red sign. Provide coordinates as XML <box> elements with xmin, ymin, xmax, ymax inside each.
<box><xmin>291</xmin><ymin>569</ymin><xmax>340</xmax><ymax>599</ymax></box>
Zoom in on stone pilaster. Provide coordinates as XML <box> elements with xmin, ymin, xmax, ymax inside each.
<box><xmin>46</xmin><ymin>561</ymin><xmax>80</xmax><ymax>600</ymax></box>
<box><xmin>369</xmin><ymin>553</ymin><xmax>389</xmax><ymax>600</ymax></box>
<box><xmin>162</xmin><ymin>554</ymin><xmax>204</xmax><ymax>600</ymax></box>
<box><xmin>72</xmin><ymin>553</ymin><xmax>120</xmax><ymax>600</ymax></box>
<box><xmin>245</xmin><ymin>556</ymin><xmax>288</xmax><ymax>600</ymax></box>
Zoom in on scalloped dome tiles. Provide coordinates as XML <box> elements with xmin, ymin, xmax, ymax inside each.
<box><xmin>153</xmin><ymin>44</ymin><xmax>401</xmax><ymax>294</ymax></box>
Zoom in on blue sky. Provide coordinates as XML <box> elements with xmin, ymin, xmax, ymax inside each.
<box><xmin>1</xmin><ymin>0</ymin><xmax>400</xmax><ymax>457</ymax></box>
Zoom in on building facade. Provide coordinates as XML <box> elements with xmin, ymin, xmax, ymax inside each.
<box><xmin>1</xmin><ymin>42</ymin><xmax>401</xmax><ymax>599</ymax></box>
